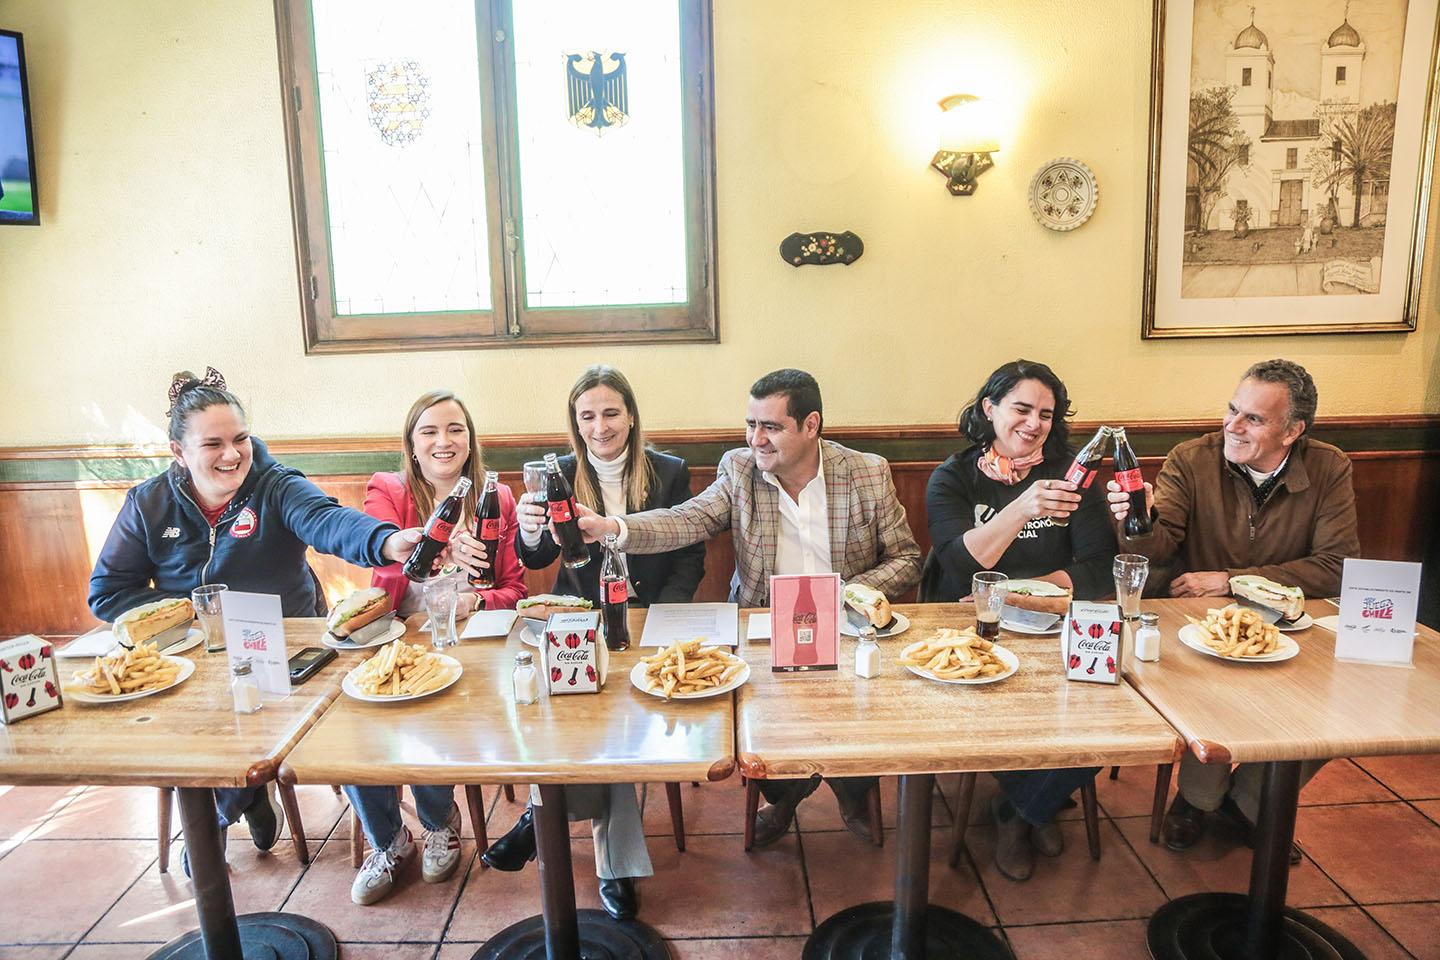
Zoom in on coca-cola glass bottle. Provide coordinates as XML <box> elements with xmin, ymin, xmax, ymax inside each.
<box><xmin>471</xmin><ymin>471</ymin><xmax>501</xmax><ymax>588</ymax></box>
<box><xmin>1052</xmin><ymin>426</ymin><xmax>1111</xmax><ymax>528</ymax></box>
<box><xmin>544</xmin><ymin>453</ymin><xmax>591</xmax><ymax>569</ymax></box>
<box><xmin>600</xmin><ymin>534</ymin><xmax>630</xmax><ymax>651</ymax></box>
<box><xmin>1110</xmin><ymin>427</ymin><xmax>1153</xmax><ymax>537</ymax></box>
<box><xmin>403</xmin><ymin>476</ymin><xmax>472</xmax><ymax>582</ymax></box>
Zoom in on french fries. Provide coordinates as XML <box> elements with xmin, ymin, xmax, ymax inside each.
<box><xmin>1185</xmin><ymin>607</ymin><xmax>1281</xmax><ymax>658</ymax></box>
<box><xmin>897</xmin><ymin>628</ymin><xmax>1010</xmax><ymax>681</ymax></box>
<box><xmin>639</xmin><ymin>639</ymin><xmax>746</xmax><ymax>699</ymax></box>
<box><xmin>350</xmin><ymin>639</ymin><xmax>456</xmax><ymax>697</ymax></box>
<box><xmin>68</xmin><ymin>640</ymin><xmax>182</xmax><ymax>697</ymax></box>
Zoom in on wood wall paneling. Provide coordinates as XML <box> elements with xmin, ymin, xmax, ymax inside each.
<box><xmin>2</xmin><ymin>426</ymin><xmax>1435</xmax><ymax>637</ymax></box>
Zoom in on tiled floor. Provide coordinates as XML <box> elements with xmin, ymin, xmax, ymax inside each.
<box><xmin>2</xmin><ymin>757</ymin><xmax>1438</xmax><ymax>959</ymax></box>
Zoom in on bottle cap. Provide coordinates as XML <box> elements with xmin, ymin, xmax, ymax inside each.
<box><xmin>859</xmin><ymin>626</ymin><xmax>878</xmax><ymax>642</ymax></box>
<box><xmin>231</xmin><ymin>659</ymin><xmax>253</xmax><ymax>676</ymax></box>
<box><xmin>515</xmin><ymin>650</ymin><xmax>534</xmax><ymax>666</ymax></box>
<box><xmin>1139</xmin><ymin>612</ymin><xmax>1159</xmax><ymax>625</ymax></box>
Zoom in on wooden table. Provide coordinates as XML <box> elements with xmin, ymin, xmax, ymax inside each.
<box><xmin>4</xmin><ymin>618</ymin><xmax>354</xmax><ymax>960</ymax></box>
<box><xmin>280</xmin><ymin>610</ymin><xmax>736</xmax><ymax>960</ymax></box>
<box><xmin>736</xmin><ymin>603</ymin><xmax>1182</xmax><ymax>960</ymax></box>
<box><xmin>1125</xmin><ymin>599</ymin><xmax>1440</xmax><ymax>960</ymax></box>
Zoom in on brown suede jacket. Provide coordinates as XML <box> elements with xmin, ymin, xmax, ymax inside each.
<box><xmin>1118</xmin><ymin>432</ymin><xmax>1359</xmax><ymax>597</ymax></box>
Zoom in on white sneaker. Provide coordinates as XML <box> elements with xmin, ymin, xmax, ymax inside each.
<box><xmin>422</xmin><ymin>804</ymin><xmax>463</xmax><ymax>883</ymax></box>
<box><xmin>351</xmin><ymin>826</ymin><xmax>414</xmax><ymax>905</ymax></box>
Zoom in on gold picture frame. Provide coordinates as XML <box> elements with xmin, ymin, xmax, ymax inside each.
<box><xmin>1142</xmin><ymin>0</ymin><xmax>1440</xmax><ymax>338</ymax></box>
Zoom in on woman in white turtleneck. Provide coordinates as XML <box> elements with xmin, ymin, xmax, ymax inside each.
<box><xmin>495</xmin><ymin>364</ymin><xmax>706</xmax><ymax>919</ymax></box>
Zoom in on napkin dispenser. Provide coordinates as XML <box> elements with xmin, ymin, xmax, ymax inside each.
<box><xmin>0</xmin><ymin>635</ymin><xmax>63</xmax><ymax>723</ymax></box>
<box><xmin>542</xmin><ymin>611</ymin><xmax>608</xmax><ymax>695</ymax></box>
<box><xmin>1062</xmin><ymin>602</ymin><xmax>1123</xmax><ymax>685</ymax></box>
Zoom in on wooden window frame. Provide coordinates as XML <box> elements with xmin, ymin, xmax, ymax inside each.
<box><xmin>273</xmin><ymin>0</ymin><xmax>718</xmax><ymax>355</ymax></box>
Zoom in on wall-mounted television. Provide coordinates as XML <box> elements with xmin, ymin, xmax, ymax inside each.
<box><xmin>0</xmin><ymin>29</ymin><xmax>38</xmax><ymax>225</ymax></box>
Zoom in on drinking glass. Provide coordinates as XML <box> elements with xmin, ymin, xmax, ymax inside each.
<box><xmin>423</xmin><ymin>578</ymin><xmax>459</xmax><ymax>650</ymax></box>
<box><xmin>972</xmin><ymin>572</ymin><xmax>1008</xmax><ymax>640</ymax></box>
<box><xmin>1113</xmin><ymin>554</ymin><xmax>1149</xmax><ymax>621</ymax></box>
<box><xmin>192</xmin><ymin>583</ymin><xmax>229</xmax><ymax>653</ymax></box>
<box><xmin>522</xmin><ymin>461</ymin><xmax>548</xmax><ymax>498</ymax></box>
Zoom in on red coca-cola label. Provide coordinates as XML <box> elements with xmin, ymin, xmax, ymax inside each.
<box><xmin>550</xmin><ymin>498</ymin><xmax>575</xmax><ymax>523</ymax></box>
<box><xmin>429</xmin><ymin>518</ymin><xmax>455</xmax><ymax>542</ymax></box>
<box><xmin>1115</xmin><ymin>467</ymin><xmax>1143</xmax><ymax>492</ymax></box>
<box><xmin>605</xmin><ymin>579</ymin><xmax>627</xmax><ymax>604</ymax></box>
<box><xmin>478</xmin><ymin>518</ymin><xmax>501</xmax><ymax>539</ymax></box>
<box><xmin>1064</xmin><ymin>461</ymin><xmax>1093</xmax><ymax>486</ymax></box>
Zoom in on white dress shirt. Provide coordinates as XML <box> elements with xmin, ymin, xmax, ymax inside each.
<box><xmin>762</xmin><ymin>443</ymin><xmax>832</xmax><ymax>575</ymax></box>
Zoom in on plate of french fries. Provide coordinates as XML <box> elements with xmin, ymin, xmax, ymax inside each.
<box><xmin>631</xmin><ymin>639</ymin><xmax>749</xmax><ymax>700</ymax></box>
<box><xmin>1179</xmin><ymin>608</ymin><xmax>1299</xmax><ymax>662</ymax></box>
<box><xmin>341</xmin><ymin>639</ymin><xmax>463</xmax><ymax>702</ymax></box>
<box><xmin>65</xmin><ymin>641</ymin><xmax>195</xmax><ymax>703</ymax></box>
<box><xmin>897</xmin><ymin>628</ymin><xmax>1019</xmax><ymax>684</ymax></box>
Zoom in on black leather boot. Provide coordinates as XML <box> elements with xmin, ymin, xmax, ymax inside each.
<box><xmin>481</xmin><ymin>809</ymin><xmax>536</xmax><ymax>871</ymax></box>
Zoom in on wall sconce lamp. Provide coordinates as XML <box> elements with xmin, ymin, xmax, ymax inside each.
<box><xmin>931</xmin><ymin>94</ymin><xmax>1000</xmax><ymax>196</ymax></box>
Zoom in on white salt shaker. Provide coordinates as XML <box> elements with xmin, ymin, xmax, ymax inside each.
<box><xmin>513</xmin><ymin>650</ymin><xmax>540</xmax><ymax>704</ymax></box>
<box><xmin>855</xmin><ymin>626</ymin><xmax>880</xmax><ymax>678</ymax></box>
<box><xmin>231</xmin><ymin>660</ymin><xmax>262</xmax><ymax>714</ymax></box>
<box><xmin>1134</xmin><ymin>612</ymin><xmax>1161</xmax><ymax>662</ymax></box>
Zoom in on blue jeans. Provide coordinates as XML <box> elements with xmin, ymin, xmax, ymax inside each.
<box><xmin>992</xmin><ymin>767</ymin><xmax>1100</xmax><ymax>826</ymax></box>
<box><xmin>214</xmin><ymin>786</ymin><xmax>263</xmax><ymax>828</ymax></box>
<box><xmin>344</xmin><ymin>785</ymin><xmax>456</xmax><ymax>850</ymax></box>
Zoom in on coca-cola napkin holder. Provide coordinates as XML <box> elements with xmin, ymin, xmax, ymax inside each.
<box><xmin>0</xmin><ymin>635</ymin><xmax>63</xmax><ymax>723</ymax></box>
<box><xmin>543</xmin><ymin>611</ymin><xmax>608</xmax><ymax>695</ymax></box>
<box><xmin>1061</xmin><ymin>601</ymin><xmax>1123</xmax><ymax>685</ymax></box>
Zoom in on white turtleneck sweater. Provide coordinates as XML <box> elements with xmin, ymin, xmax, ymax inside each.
<box><xmin>592</xmin><ymin>449</ymin><xmax>628</xmax><ymax>516</ymax></box>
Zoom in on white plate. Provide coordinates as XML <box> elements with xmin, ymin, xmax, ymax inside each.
<box><xmin>1178</xmin><ymin>623</ymin><xmax>1299</xmax><ymax>663</ymax></box>
<box><xmin>629</xmin><ymin>659</ymin><xmax>750</xmax><ymax>700</ymax></box>
<box><xmin>65</xmin><ymin>656</ymin><xmax>196</xmax><ymax>703</ymax></box>
<box><xmin>1000</xmin><ymin>617</ymin><xmax>1061</xmax><ymax>636</ymax></box>
<box><xmin>156</xmin><ymin>627</ymin><xmax>205</xmax><ymax>656</ymax></box>
<box><xmin>900</xmin><ymin>642</ymin><xmax>1019</xmax><ymax>685</ymax></box>
<box><xmin>841</xmin><ymin>611</ymin><xmax>910</xmax><ymax>639</ymax></box>
<box><xmin>520</xmin><ymin>623</ymin><xmax>543</xmax><ymax>647</ymax></box>
<box><xmin>341</xmin><ymin>652</ymin><xmax>463</xmax><ymax>702</ymax></box>
<box><xmin>1223</xmin><ymin>604</ymin><xmax>1313</xmax><ymax>632</ymax></box>
<box><xmin>323</xmin><ymin>619</ymin><xmax>406</xmax><ymax>650</ymax></box>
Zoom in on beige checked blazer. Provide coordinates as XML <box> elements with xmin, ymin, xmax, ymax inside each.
<box><xmin>621</xmin><ymin>440</ymin><xmax>923</xmax><ymax>607</ymax></box>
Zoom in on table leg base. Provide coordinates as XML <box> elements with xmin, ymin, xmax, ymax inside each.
<box><xmin>470</xmin><ymin>909</ymin><xmax>670</xmax><ymax>960</ymax></box>
<box><xmin>803</xmin><ymin>902</ymin><xmax>1012</xmax><ymax>960</ymax></box>
<box><xmin>1148</xmin><ymin>894</ymin><xmax>1366</xmax><ymax>960</ymax></box>
<box><xmin>147</xmin><ymin>911</ymin><xmax>337</xmax><ymax>960</ymax></box>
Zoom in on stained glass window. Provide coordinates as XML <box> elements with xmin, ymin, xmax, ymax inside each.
<box><xmin>511</xmin><ymin>2</ymin><xmax>688</xmax><ymax>308</ymax></box>
<box><xmin>278</xmin><ymin>0</ymin><xmax>716</xmax><ymax>351</ymax></box>
<box><xmin>311</xmin><ymin>0</ymin><xmax>491</xmax><ymax>315</ymax></box>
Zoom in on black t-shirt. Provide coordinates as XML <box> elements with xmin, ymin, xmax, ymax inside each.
<box><xmin>925</xmin><ymin>446</ymin><xmax>1117</xmax><ymax>602</ymax></box>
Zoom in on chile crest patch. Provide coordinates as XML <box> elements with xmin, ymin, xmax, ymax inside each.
<box><xmin>230</xmin><ymin>507</ymin><xmax>258</xmax><ymax>539</ymax></box>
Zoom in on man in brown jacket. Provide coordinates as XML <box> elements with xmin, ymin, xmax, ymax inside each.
<box><xmin>1106</xmin><ymin>359</ymin><xmax>1359</xmax><ymax>860</ymax></box>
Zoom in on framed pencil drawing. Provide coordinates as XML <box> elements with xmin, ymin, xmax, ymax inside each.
<box><xmin>1142</xmin><ymin>0</ymin><xmax>1440</xmax><ymax>337</ymax></box>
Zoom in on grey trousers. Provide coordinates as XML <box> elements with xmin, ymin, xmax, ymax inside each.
<box><xmin>1177</xmin><ymin>755</ymin><xmax>1330</xmax><ymax>821</ymax></box>
<box><xmin>532</xmin><ymin>783</ymin><xmax>653</xmax><ymax>880</ymax></box>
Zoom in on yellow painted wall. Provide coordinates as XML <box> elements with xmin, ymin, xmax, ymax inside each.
<box><xmin>0</xmin><ymin>0</ymin><xmax>1436</xmax><ymax>447</ymax></box>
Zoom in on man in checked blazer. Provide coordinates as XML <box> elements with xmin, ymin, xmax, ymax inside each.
<box><xmin>578</xmin><ymin>369</ymin><xmax>923</xmax><ymax>845</ymax></box>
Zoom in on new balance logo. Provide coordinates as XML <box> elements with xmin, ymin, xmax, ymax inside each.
<box><xmin>161</xmin><ymin>527</ymin><xmax>181</xmax><ymax>539</ymax></box>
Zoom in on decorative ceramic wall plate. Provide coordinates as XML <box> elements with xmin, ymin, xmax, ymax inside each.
<box><xmin>1028</xmin><ymin>158</ymin><xmax>1098</xmax><ymax>231</ymax></box>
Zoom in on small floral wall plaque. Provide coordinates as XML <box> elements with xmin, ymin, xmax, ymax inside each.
<box><xmin>780</xmin><ymin>231</ymin><xmax>864</xmax><ymax>267</ymax></box>
<box><xmin>1028</xmin><ymin>158</ymin><xmax>1098</xmax><ymax>232</ymax></box>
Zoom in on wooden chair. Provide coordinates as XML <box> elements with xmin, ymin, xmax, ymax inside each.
<box><xmin>157</xmin><ymin>780</ymin><xmax>317</xmax><ymax>872</ymax></box>
<box><xmin>742</xmin><ymin>777</ymin><xmax>884</xmax><ymax>851</ymax></box>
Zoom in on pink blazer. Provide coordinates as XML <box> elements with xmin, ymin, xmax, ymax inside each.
<box><xmin>364</xmin><ymin>472</ymin><xmax>529</xmax><ymax>611</ymax></box>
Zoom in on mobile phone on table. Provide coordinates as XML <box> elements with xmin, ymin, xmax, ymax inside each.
<box><xmin>288</xmin><ymin>646</ymin><xmax>337</xmax><ymax>684</ymax></box>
